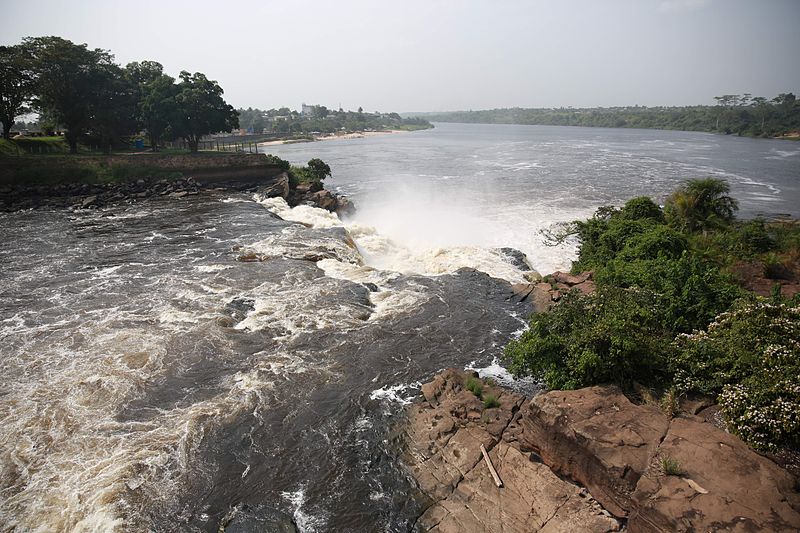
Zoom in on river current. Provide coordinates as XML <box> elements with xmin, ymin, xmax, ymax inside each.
<box><xmin>1</xmin><ymin>123</ymin><xmax>798</xmax><ymax>532</ymax></box>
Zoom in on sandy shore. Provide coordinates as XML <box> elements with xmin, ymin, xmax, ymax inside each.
<box><xmin>258</xmin><ymin>130</ymin><xmax>406</xmax><ymax>147</ymax></box>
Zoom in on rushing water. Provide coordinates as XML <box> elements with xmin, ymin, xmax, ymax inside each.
<box><xmin>1</xmin><ymin>123</ymin><xmax>798</xmax><ymax>532</ymax></box>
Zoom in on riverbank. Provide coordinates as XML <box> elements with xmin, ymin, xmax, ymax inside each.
<box><xmin>404</xmin><ymin>369</ymin><xmax>800</xmax><ymax>532</ymax></box>
<box><xmin>0</xmin><ymin>153</ymin><xmax>354</xmax><ymax>214</ymax></box>
<box><xmin>258</xmin><ymin>129</ymin><xmax>420</xmax><ymax>147</ymax></box>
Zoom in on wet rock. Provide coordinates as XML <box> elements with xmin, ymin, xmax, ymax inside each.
<box><xmin>80</xmin><ymin>195</ymin><xmax>98</xmax><ymax>208</ymax></box>
<box><xmin>495</xmin><ymin>247</ymin><xmax>532</xmax><ymax>271</ymax></box>
<box><xmin>224</xmin><ymin>297</ymin><xmax>256</xmax><ymax>321</ymax></box>
<box><xmin>260</xmin><ymin>173</ymin><xmax>290</xmax><ymax>199</ymax></box>
<box><xmin>311</xmin><ymin>189</ymin><xmax>337</xmax><ymax>211</ymax></box>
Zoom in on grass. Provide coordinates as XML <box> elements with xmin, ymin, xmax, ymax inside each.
<box><xmin>0</xmin><ymin>136</ymin><xmax>70</xmax><ymax>155</ymax></box>
<box><xmin>661</xmin><ymin>456</ymin><xmax>684</xmax><ymax>476</ymax></box>
<box><xmin>465</xmin><ymin>376</ymin><xmax>483</xmax><ymax>399</ymax></box>
<box><xmin>483</xmin><ymin>394</ymin><xmax>500</xmax><ymax>409</ymax></box>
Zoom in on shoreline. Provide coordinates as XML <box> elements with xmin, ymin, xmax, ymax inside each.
<box><xmin>258</xmin><ymin>129</ymin><xmax>412</xmax><ymax>147</ymax></box>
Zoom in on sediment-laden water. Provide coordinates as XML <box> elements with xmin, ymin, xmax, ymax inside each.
<box><xmin>1</xmin><ymin>123</ymin><xmax>798</xmax><ymax>532</ymax></box>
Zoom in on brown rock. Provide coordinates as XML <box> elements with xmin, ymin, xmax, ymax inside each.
<box><xmin>311</xmin><ymin>189</ymin><xmax>337</xmax><ymax>211</ymax></box>
<box><xmin>261</xmin><ymin>173</ymin><xmax>290</xmax><ymax>199</ymax></box>
<box><xmin>629</xmin><ymin>417</ymin><xmax>800</xmax><ymax>533</ymax></box>
<box><xmin>521</xmin><ymin>386</ymin><xmax>670</xmax><ymax>517</ymax></box>
<box><xmin>406</xmin><ymin>370</ymin><xmax>620</xmax><ymax>532</ymax></box>
<box><xmin>551</xmin><ymin>270</ymin><xmax>593</xmax><ymax>286</ymax></box>
<box><xmin>418</xmin><ymin>442</ymin><xmax>621</xmax><ymax>533</ymax></box>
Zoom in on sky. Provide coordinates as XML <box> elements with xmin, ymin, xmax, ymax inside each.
<box><xmin>5</xmin><ymin>0</ymin><xmax>800</xmax><ymax>112</ymax></box>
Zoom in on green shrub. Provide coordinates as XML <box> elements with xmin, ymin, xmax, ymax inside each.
<box><xmin>483</xmin><ymin>394</ymin><xmax>500</xmax><ymax>409</ymax></box>
<box><xmin>673</xmin><ymin>302</ymin><xmax>800</xmax><ymax>450</ymax></box>
<box><xmin>664</xmin><ymin>178</ymin><xmax>739</xmax><ymax>233</ymax></box>
<box><xmin>620</xmin><ymin>196</ymin><xmax>665</xmax><ymax>223</ymax></box>
<box><xmin>504</xmin><ymin>289</ymin><xmax>673</xmax><ymax>390</ymax></box>
<box><xmin>262</xmin><ymin>154</ymin><xmax>290</xmax><ymax>171</ymax></box>
<box><xmin>465</xmin><ymin>376</ymin><xmax>483</xmax><ymax>398</ymax></box>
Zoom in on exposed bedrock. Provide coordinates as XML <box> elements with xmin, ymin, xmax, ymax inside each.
<box><xmin>404</xmin><ymin>370</ymin><xmax>800</xmax><ymax>532</ymax></box>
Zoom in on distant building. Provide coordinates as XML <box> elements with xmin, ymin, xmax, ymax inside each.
<box><xmin>301</xmin><ymin>103</ymin><xmax>317</xmax><ymax>117</ymax></box>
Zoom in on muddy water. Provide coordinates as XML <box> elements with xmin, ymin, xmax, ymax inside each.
<box><xmin>0</xmin><ymin>193</ymin><xmax>532</xmax><ymax>532</ymax></box>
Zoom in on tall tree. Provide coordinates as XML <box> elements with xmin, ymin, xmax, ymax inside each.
<box><xmin>25</xmin><ymin>36</ymin><xmax>117</xmax><ymax>153</ymax></box>
<box><xmin>664</xmin><ymin>178</ymin><xmax>738</xmax><ymax>233</ymax></box>
<box><xmin>0</xmin><ymin>44</ymin><xmax>35</xmax><ymax>140</ymax></box>
<box><xmin>172</xmin><ymin>71</ymin><xmax>238</xmax><ymax>152</ymax></box>
<box><xmin>139</xmin><ymin>74</ymin><xmax>178</xmax><ymax>151</ymax></box>
<box><xmin>89</xmin><ymin>62</ymin><xmax>138</xmax><ymax>154</ymax></box>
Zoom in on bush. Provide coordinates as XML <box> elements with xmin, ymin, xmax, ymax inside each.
<box><xmin>504</xmin><ymin>288</ymin><xmax>673</xmax><ymax>390</ymax></box>
<box><xmin>262</xmin><ymin>153</ymin><xmax>290</xmax><ymax>171</ymax></box>
<box><xmin>483</xmin><ymin>394</ymin><xmax>500</xmax><ymax>409</ymax></box>
<box><xmin>673</xmin><ymin>302</ymin><xmax>800</xmax><ymax>450</ymax></box>
<box><xmin>620</xmin><ymin>196</ymin><xmax>665</xmax><ymax>223</ymax></box>
<box><xmin>465</xmin><ymin>376</ymin><xmax>483</xmax><ymax>398</ymax></box>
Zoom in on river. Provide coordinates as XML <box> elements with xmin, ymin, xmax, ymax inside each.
<box><xmin>0</xmin><ymin>123</ymin><xmax>798</xmax><ymax>532</ymax></box>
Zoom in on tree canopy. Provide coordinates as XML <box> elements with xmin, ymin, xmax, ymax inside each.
<box><xmin>2</xmin><ymin>36</ymin><xmax>239</xmax><ymax>153</ymax></box>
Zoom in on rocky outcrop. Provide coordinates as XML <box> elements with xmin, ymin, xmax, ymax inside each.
<box><xmin>508</xmin><ymin>271</ymin><xmax>595</xmax><ymax>312</ymax></box>
<box><xmin>279</xmin><ymin>183</ymin><xmax>355</xmax><ymax>217</ymax></box>
<box><xmin>404</xmin><ymin>370</ymin><xmax>622</xmax><ymax>532</ymax></box>
<box><xmin>522</xmin><ymin>386</ymin><xmax>800</xmax><ymax>532</ymax></box>
<box><xmin>406</xmin><ymin>371</ymin><xmax>800</xmax><ymax>532</ymax></box>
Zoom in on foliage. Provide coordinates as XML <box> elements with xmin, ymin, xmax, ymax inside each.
<box><xmin>24</xmin><ymin>36</ymin><xmax>121</xmax><ymax>153</ymax></box>
<box><xmin>172</xmin><ymin>71</ymin><xmax>239</xmax><ymax>152</ymax></box>
<box><xmin>262</xmin><ymin>154</ymin><xmax>290</xmax><ymax>171</ymax></box>
<box><xmin>664</xmin><ymin>178</ymin><xmax>739</xmax><ymax>233</ymax></box>
<box><xmin>235</xmin><ymin>105</ymin><xmax>432</xmax><ymax>135</ymax></box>
<box><xmin>465</xmin><ymin>376</ymin><xmax>483</xmax><ymax>398</ymax></box>
<box><xmin>674</xmin><ymin>302</ymin><xmax>800</xmax><ymax>450</ymax></box>
<box><xmin>422</xmin><ymin>93</ymin><xmax>800</xmax><ymax>138</ymax></box>
<box><xmin>289</xmin><ymin>158</ymin><xmax>332</xmax><ymax>191</ymax></box>
<box><xmin>482</xmin><ymin>394</ymin><xmax>500</xmax><ymax>409</ymax></box>
<box><xmin>661</xmin><ymin>457</ymin><xmax>684</xmax><ymax>476</ymax></box>
<box><xmin>504</xmin><ymin>289</ymin><xmax>673</xmax><ymax>390</ymax></box>
<box><xmin>619</xmin><ymin>196</ymin><xmax>665</xmax><ymax>223</ymax></box>
<box><xmin>0</xmin><ymin>44</ymin><xmax>35</xmax><ymax>140</ymax></box>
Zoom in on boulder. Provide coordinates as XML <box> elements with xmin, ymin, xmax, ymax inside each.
<box><xmin>521</xmin><ymin>386</ymin><xmax>800</xmax><ymax>532</ymax></box>
<box><xmin>405</xmin><ymin>370</ymin><xmax>621</xmax><ymax>532</ymax></box>
<box><xmin>550</xmin><ymin>271</ymin><xmax>593</xmax><ymax>286</ymax></box>
<box><xmin>521</xmin><ymin>386</ymin><xmax>669</xmax><ymax>517</ymax></box>
<box><xmin>311</xmin><ymin>189</ymin><xmax>337</xmax><ymax>211</ymax></box>
<box><xmin>629</xmin><ymin>417</ymin><xmax>800</xmax><ymax>533</ymax></box>
<box><xmin>260</xmin><ymin>173</ymin><xmax>290</xmax><ymax>199</ymax></box>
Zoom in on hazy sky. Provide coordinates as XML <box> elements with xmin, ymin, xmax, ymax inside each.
<box><xmin>5</xmin><ymin>0</ymin><xmax>799</xmax><ymax>112</ymax></box>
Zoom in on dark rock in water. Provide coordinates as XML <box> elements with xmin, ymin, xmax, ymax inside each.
<box><xmin>495</xmin><ymin>247</ymin><xmax>531</xmax><ymax>271</ymax></box>
<box><xmin>311</xmin><ymin>189</ymin><xmax>337</xmax><ymax>211</ymax></box>
<box><xmin>81</xmin><ymin>195</ymin><xmax>98</xmax><ymax>208</ymax></box>
<box><xmin>260</xmin><ymin>172</ymin><xmax>290</xmax><ymax>199</ymax></box>
<box><xmin>225</xmin><ymin>297</ymin><xmax>256</xmax><ymax>321</ymax></box>
<box><xmin>363</xmin><ymin>282</ymin><xmax>379</xmax><ymax>292</ymax></box>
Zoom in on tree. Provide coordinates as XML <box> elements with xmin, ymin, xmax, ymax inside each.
<box><xmin>172</xmin><ymin>71</ymin><xmax>238</xmax><ymax>152</ymax></box>
<box><xmin>307</xmin><ymin>158</ymin><xmax>331</xmax><ymax>182</ymax></box>
<box><xmin>664</xmin><ymin>178</ymin><xmax>738</xmax><ymax>233</ymax></box>
<box><xmin>751</xmin><ymin>96</ymin><xmax>769</xmax><ymax>130</ymax></box>
<box><xmin>26</xmin><ymin>36</ymin><xmax>118</xmax><ymax>153</ymax></box>
<box><xmin>90</xmin><ymin>62</ymin><xmax>138</xmax><ymax>153</ymax></box>
<box><xmin>0</xmin><ymin>44</ymin><xmax>35</xmax><ymax>140</ymax></box>
<box><xmin>137</xmin><ymin>74</ymin><xmax>178</xmax><ymax>151</ymax></box>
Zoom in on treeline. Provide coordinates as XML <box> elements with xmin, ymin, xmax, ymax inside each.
<box><xmin>424</xmin><ymin>93</ymin><xmax>800</xmax><ymax>137</ymax></box>
<box><xmin>505</xmin><ymin>179</ymin><xmax>800</xmax><ymax>451</ymax></box>
<box><xmin>0</xmin><ymin>37</ymin><xmax>238</xmax><ymax>153</ymax></box>
<box><xmin>237</xmin><ymin>105</ymin><xmax>432</xmax><ymax>136</ymax></box>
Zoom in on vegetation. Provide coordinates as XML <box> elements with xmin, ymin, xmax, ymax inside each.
<box><xmin>236</xmin><ymin>105</ymin><xmax>432</xmax><ymax>135</ymax></box>
<box><xmin>0</xmin><ymin>36</ymin><xmax>238</xmax><ymax>154</ymax></box>
<box><xmin>506</xmin><ymin>177</ymin><xmax>800</xmax><ymax>450</ymax></box>
<box><xmin>422</xmin><ymin>93</ymin><xmax>800</xmax><ymax>138</ymax></box>
<box><xmin>288</xmin><ymin>158</ymin><xmax>332</xmax><ymax>190</ymax></box>
<box><xmin>661</xmin><ymin>457</ymin><xmax>684</xmax><ymax>476</ymax></box>
<box><xmin>482</xmin><ymin>394</ymin><xmax>500</xmax><ymax>409</ymax></box>
<box><xmin>465</xmin><ymin>376</ymin><xmax>484</xmax><ymax>398</ymax></box>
